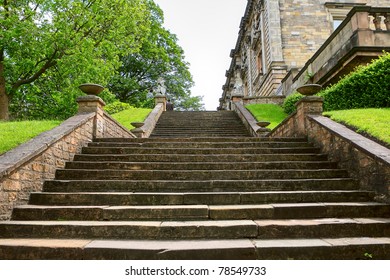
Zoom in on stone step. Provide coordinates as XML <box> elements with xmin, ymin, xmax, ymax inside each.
<box><xmin>151</xmin><ymin>128</ymin><xmax>249</xmax><ymax>132</ymax></box>
<box><xmin>1</xmin><ymin>218</ymin><xmax>389</xmax><ymax>240</ymax></box>
<box><xmin>150</xmin><ymin>133</ymin><xmax>252</xmax><ymax>138</ymax></box>
<box><xmin>1</xmin><ymin>237</ymin><xmax>390</xmax><ymax>260</ymax></box>
<box><xmin>65</xmin><ymin>161</ymin><xmax>338</xmax><ymax>171</ymax></box>
<box><xmin>73</xmin><ymin>153</ymin><xmax>329</xmax><ymax>162</ymax></box>
<box><xmin>42</xmin><ymin>178</ymin><xmax>359</xmax><ymax>193</ymax></box>
<box><xmin>0</xmin><ymin>220</ymin><xmax>259</xmax><ymax>239</ymax></box>
<box><xmin>87</xmin><ymin>141</ymin><xmax>313</xmax><ymax>148</ymax></box>
<box><xmin>29</xmin><ymin>190</ymin><xmax>374</xmax><ymax>206</ymax></box>
<box><xmin>12</xmin><ymin>203</ymin><xmax>390</xmax><ymax>221</ymax></box>
<box><xmin>55</xmin><ymin>169</ymin><xmax>350</xmax><ymax>180</ymax></box>
<box><xmin>93</xmin><ymin>137</ymin><xmax>308</xmax><ymax>143</ymax></box>
<box><xmin>256</xmin><ymin>218</ymin><xmax>390</xmax><ymax>239</ymax></box>
<box><xmin>81</xmin><ymin>147</ymin><xmax>321</xmax><ymax>155</ymax></box>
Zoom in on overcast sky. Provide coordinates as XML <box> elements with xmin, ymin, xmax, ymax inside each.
<box><xmin>153</xmin><ymin>0</ymin><xmax>247</xmax><ymax>110</ymax></box>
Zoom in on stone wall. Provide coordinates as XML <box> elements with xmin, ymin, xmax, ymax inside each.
<box><xmin>243</xmin><ymin>95</ymin><xmax>285</xmax><ymax>106</ymax></box>
<box><xmin>0</xmin><ymin>97</ymin><xmax>135</xmax><ymax>220</ymax></box>
<box><xmin>269</xmin><ymin>97</ymin><xmax>390</xmax><ymax>198</ymax></box>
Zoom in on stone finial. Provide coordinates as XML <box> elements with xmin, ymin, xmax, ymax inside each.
<box><xmin>256</xmin><ymin>121</ymin><xmax>271</xmax><ymax>136</ymax></box>
<box><xmin>130</xmin><ymin>122</ymin><xmax>145</xmax><ymax>138</ymax></box>
<box><xmin>79</xmin><ymin>83</ymin><xmax>105</xmax><ymax>95</ymax></box>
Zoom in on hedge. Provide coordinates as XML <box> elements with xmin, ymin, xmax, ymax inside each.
<box><xmin>318</xmin><ymin>52</ymin><xmax>390</xmax><ymax>111</ymax></box>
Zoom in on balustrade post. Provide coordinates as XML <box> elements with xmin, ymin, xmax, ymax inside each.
<box><xmin>385</xmin><ymin>13</ymin><xmax>390</xmax><ymax>30</ymax></box>
<box><xmin>373</xmin><ymin>13</ymin><xmax>383</xmax><ymax>31</ymax></box>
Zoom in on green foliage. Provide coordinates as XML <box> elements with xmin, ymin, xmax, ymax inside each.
<box><xmin>104</xmin><ymin>101</ymin><xmax>132</xmax><ymax>115</ymax></box>
<box><xmin>246</xmin><ymin>104</ymin><xmax>287</xmax><ymax>129</ymax></box>
<box><xmin>323</xmin><ymin>108</ymin><xmax>390</xmax><ymax>145</ymax></box>
<box><xmin>111</xmin><ymin>107</ymin><xmax>152</xmax><ymax>130</ymax></box>
<box><xmin>1</xmin><ymin>0</ymin><xmax>151</xmax><ymax>120</ymax></box>
<box><xmin>109</xmin><ymin>0</ymin><xmax>204</xmax><ymax>111</ymax></box>
<box><xmin>318</xmin><ymin>53</ymin><xmax>390</xmax><ymax>111</ymax></box>
<box><xmin>282</xmin><ymin>93</ymin><xmax>304</xmax><ymax>115</ymax></box>
<box><xmin>0</xmin><ymin>120</ymin><xmax>62</xmax><ymax>155</ymax></box>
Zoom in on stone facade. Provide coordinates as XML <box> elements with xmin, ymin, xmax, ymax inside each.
<box><xmin>219</xmin><ymin>0</ymin><xmax>390</xmax><ymax>110</ymax></box>
<box><xmin>0</xmin><ymin>96</ymin><xmax>135</xmax><ymax>220</ymax></box>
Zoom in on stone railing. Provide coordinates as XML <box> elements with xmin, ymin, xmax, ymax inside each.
<box><xmin>283</xmin><ymin>6</ymin><xmax>390</xmax><ymax>96</ymax></box>
<box><xmin>243</xmin><ymin>96</ymin><xmax>285</xmax><ymax>106</ymax></box>
<box><xmin>0</xmin><ymin>95</ymin><xmax>135</xmax><ymax>220</ymax></box>
<box><xmin>130</xmin><ymin>94</ymin><xmax>166</xmax><ymax>138</ymax></box>
<box><xmin>231</xmin><ymin>96</ymin><xmax>260</xmax><ymax>137</ymax></box>
<box><xmin>268</xmin><ymin>97</ymin><xmax>390</xmax><ymax>199</ymax></box>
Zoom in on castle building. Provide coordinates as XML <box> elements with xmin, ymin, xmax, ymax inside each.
<box><xmin>219</xmin><ymin>0</ymin><xmax>390</xmax><ymax>110</ymax></box>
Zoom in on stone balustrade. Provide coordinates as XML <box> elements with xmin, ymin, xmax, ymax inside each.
<box><xmin>283</xmin><ymin>6</ymin><xmax>390</xmax><ymax>96</ymax></box>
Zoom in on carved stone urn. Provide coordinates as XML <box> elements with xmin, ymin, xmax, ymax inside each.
<box><xmin>257</xmin><ymin>121</ymin><xmax>271</xmax><ymax>128</ymax></box>
<box><xmin>79</xmin><ymin>83</ymin><xmax>105</xmax><ymax>95</ymax></box>
<box><xmin>296</xmin><ymin>84</ymin><xmax>322</xmax><ymax>96</ymax></box>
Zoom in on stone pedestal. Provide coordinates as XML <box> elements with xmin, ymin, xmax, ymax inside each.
<box><xmin>77</xmin><ymin>95</ymin><xmax>106</xmax><ymax>138</ymax></box>
<box><xmin>130</xmin><ymin>122</ymin><xmax>145</xmax><ymax>138</ymax></box>
<box><xmin>77</xmin><ymin>95</ymin><xmax>106</xmax><ymax>114</ymax></box>
<box><xmin>296</xmin><ymin>96</ymin><xmax>323</xmax><ymax>136</ymax></box>
<box><xmin>155</xmin><ymin>94</ymin><xmax>167</xmax><ymax>111</ymax></box>
<box><xmin>231</xmin><ymin>95</ymin><xmax>244</xmax><ymax>103</ymax></box>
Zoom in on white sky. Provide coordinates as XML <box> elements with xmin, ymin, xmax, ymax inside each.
<box><xmin>153</xmin><ymin>0</ymin><xmax>247</xmax><ymax>111</ymax></box>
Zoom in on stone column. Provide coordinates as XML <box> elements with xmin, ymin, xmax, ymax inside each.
<box><xmin>155</xmin><ymin>94</ymin><xmax>167</xmax><ymax>111</ymax></box>
<box><xmin>295</xmin><ymin>96</ymin><xmax>323</xmax><ymax>136</ymax></box>
<box><xmin>77</xmin><ymin>95</ymin><xmax>106</xmax><ymax>138</ymax></box>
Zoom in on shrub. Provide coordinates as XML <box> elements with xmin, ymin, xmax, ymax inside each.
<box><xmin>104</xmin><ymin>101</ymin><xmax>132</xmax><ymax>115</ymax></box>
<box><xmin>318</xmin><ymin>52</ymin><xmax>390</xmax><ymax>111</ymax></box>
<box><xmin>282</xmin><ymin>93</ymin><xmax>304</xmax><ymax>114</ymax></box>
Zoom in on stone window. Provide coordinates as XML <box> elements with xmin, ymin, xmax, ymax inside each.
<box><xmin>256</xmin><ymin>50</ymin><xmax>263</xmax><ymax>75</ymax></box>
<box><xmin>325</xmin><ymin>2</ymin><xmax>367</xmax><ymax>31</ymax></box>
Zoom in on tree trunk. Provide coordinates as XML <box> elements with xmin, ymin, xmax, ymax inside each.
<box><xmin>0</xmin><ymin>50</ymin><xmax>9</xmax><ymax>121</ymax></box>
<box><xmin>0</xmin><ymin>90</ymin><xmax>9</xmax><ymax>120</ymax></box>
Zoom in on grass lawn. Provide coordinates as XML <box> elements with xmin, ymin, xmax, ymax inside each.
<box><xmin>245</xmin><ymin>104</ymin><xmax>287</xmax><ymax>129</ymax></box>
<box><xmin>0</xmin><ymin>108</ymin><xmax>152</xmax><ymax>155</ymax></box>
<box><xmin>323</xmin><ymin>108</ymin><xmax>390</xmax><ymax>145</ymax></box>
<box><xmin>111</xmin><ymin>107</ymin><xmax>152</xmax><ymax>130</ymax></box>
<box><xmin>0</xmin><ymin>120</ymin><xmax>62</xmax><ymax>155</ymax></box>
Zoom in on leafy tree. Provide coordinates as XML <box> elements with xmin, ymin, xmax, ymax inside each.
<box><xmin>1</xmin><ymin>0</ymin><xmax>151</xmax><ymax>120</ymax></box>
<box><xmin>108</xmin><ymin>0</ymin><xmax>204</xmax><ymax>111</ymax></box>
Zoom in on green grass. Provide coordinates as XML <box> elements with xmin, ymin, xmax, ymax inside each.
<box><xmin>323</xmin><ymin>108</ymin><xmax>390</xmax><ymax>145</ymax></box>
<box><xmin>0</xmin><ymin>120</ymin><xmax>62</xmax><ymax>155</ymax></box>
<box><xmin>246</xmin><ymin>104</ymin><xmax>288</xmax><ymax>129</ymax></box>
<box><xmin>111</xmin><ymin>107</ymin><xmax>152</xmax><ymax>130</ymax></box>
<box><xmin>0</xmin><ymin>107</ymin><xmax>152</xmax><ymax>155</ymax></box>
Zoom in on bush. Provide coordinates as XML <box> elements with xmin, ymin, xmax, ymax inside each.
<box><xmin>104</xmin><ymin>101</ymin><xmax>132</xmax><ymax>115</ymax></box>
<box><xmin>282</xmin><ymin>93</ymin><xmax>304</xmax><ymax>114</ymax></box>
<box><xmin>318</xmin><ymin>52</ymin><xmax>390</xmax><ymax>111</ymax></box>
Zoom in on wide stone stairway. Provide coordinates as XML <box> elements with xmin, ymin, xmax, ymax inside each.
<box><xmin>150</xmin><ymin>111</ymin><xmax>251</xmax><ymax>137</ymax></box>
<box><xmin>0</xmin><ymin>111</ymin><xmax>389</xmax><ymax>259</ymax></box>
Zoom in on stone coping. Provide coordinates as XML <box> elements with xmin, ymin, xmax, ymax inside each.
<box><xmin>233</xmin><ymin>101</ymin><xmax>259</xmax><ymax>137</ymax></box>
<box><xmin>308</xmin><ymin>115</ymin><xmax>390</xmax><ymax>166</ymax></box>
<box><xmin>140</xmin><ymin>103</ymin><xmax>164</xmax><ymax>138</ymax></box>
<box><xmin>0</xmin><ymin>113</ymin><xmax>95</xmax><ymax>178</ymax></box>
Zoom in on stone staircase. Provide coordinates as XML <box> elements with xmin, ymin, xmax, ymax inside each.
<box><xmin>0</xmin><ymin>111</ymin><xmax>389</xmax><ymax>259</ymax></box>
<box><xmin>150</xmin><ymin>111</ymin><xmax>251</xmax><ymax>137</ymax></box>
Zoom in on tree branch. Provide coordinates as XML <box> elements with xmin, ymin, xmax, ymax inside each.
<box><xmin>10</xmin><ymin>50</ymin><xmax>61</xmax><ymax>94</ymax></box>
